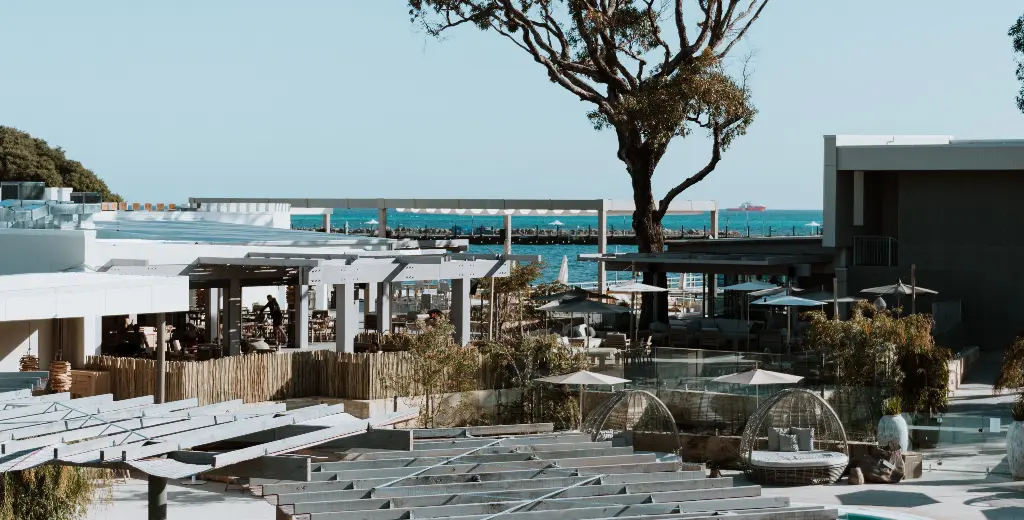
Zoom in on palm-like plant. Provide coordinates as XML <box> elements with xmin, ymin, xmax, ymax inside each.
<box><xmin>995</xmin><ymin>337</ymin><xmax>1024</xmax><ymax>422</ymax></box>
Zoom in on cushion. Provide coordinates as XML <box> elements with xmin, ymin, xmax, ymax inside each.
<box><xmin>767</xmin><ymin>427</ymin><xmax>787</xmax><ymax>451</ymax></box>
<box><xmin>750</xmin><ymin>450</ymin><xmax>849</xmax><ymax>469</ymax></box>
<box><xmin>250</xmin><ymin>339</ymin><xmax>270</xmax><ymax>350</ymax></box>
<box><xmin>790</xmin><ymin>427</ymin><xmax>815</xmax><ymax>451</ymax></box>
<box><xmin>779</xmin><ymin>433</ymin><xmax>799</xmax><ymax>452</ymax></box>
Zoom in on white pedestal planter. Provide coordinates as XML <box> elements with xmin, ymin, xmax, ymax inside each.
<box><xmin>1006</xmin><ymin>421</ymin><xmax>1024</xmax><ymax>479</ymax></box>
<box><xmin>877</xmin><ymin>414</ymin><xmax>910</xmax><ymax>452</ymax></box>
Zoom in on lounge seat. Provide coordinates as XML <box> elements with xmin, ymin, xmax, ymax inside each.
<box><xmin>749</xmin><ymin>450</ymin><xmax>849</xmax><ymax>469</ymax></box>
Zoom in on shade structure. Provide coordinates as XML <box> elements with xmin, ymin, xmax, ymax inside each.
<box><xmin>861</xmin><ymin>280</ymin><xmax>937</xmax><ymax>296</ymax></box>
<box><xmin>534</xmin><ymin>287</ymin><xmax>615</xmax><ymax>302</ymax></box>
<box><xmin>721</xmin><ymin>281</ymin><xmax>778</xmax><ymax>292</ymax></box>
<box><xmin>537</xmin><ymin>297</ymin><xmax>630</xmax><ymax>314</ymax></box>
<box><xmin>535</xmin><ymin>370</ymin><xmax>630</xmax><ymax>429</ymax></box>
<box><xmin>711</xmin><ymin>368</ymin><xmax>804</xmax><ymax>386</ymax></box>
<box><xmin>557</xmin><ymin>256</ymin><xmax>569</xmax><ymax>285</ymax></box>
<box><xmin>752</xmin><ymin>295</ymin><xmax>827</xmax><ymax>307</ymax></box>
<box><xmin>711</xmin><ymin>368</ymin><xmax>804</xmax><ymax>408</ymax></box>
<box><xmin>535</xmin><ymin>370</ymin><xmax>631</xmax><ymax>386</ymax></box>
<box><xmin>606</xmin><ymin>282</ymin><xmax>668</xmax><ymax>293</ymax></box>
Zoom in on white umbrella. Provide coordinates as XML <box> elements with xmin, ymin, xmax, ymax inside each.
<box><xmin>805</xmin><ymin>221</ymin><xmax>821</xmax><ymax>227</ymax></box>
<box><xmin>712</xmin><ymin>368</ymin><xmax>803</xmax><ymax>408</ymax></box>
<box><xmin>861</xmin><ymin>280</ymin><xmax>937</xmax><ymax>296</ymax></box>
<box><xmin>549</xmin><ymin>220</ymin><xmax>565</xmax><ymax>226</ymax></box>
<box><xmin>752</xmin><ymin>295</ymin><xmax>825</xmax><ymax>346</ymax></box>
<box><xmin>721</xmin><ymin>281</ymin><xmax>778</xmax><ymax>292</ymax></box>
<box><xmin>607</xmin><ymin>282</ymin><xmax>667</xmax><ymax>343</ymax></box>
<box><xmin>366</xmin><ymin>218</ymin><xmax>379</xmax><ymax>225</ymax></box>
<box><xmin>557</xmin><ymin>256</ymin><xmax>569</xmax><ymax>285</ymax></box>
<box><xmin>535</xmin><ymin>370</ymin><xmax>630</xmax><ymax>428</ymax></box>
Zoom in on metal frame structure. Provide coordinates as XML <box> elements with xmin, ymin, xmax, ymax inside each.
<box><xmin>255</xmin><ymin>424</ymin><xmax>839</xmax><ymax>520</ymax></box>
<box><xmin>188</xmin><ymin>197</ymin><xmax>721</xmax><ymax>294</ymax></box>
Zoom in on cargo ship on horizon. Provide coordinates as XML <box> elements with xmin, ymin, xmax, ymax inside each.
<box><xmin>726</xmin><ymin>201</ymin><xmax>767</xmax><ymax>212</ymax></box>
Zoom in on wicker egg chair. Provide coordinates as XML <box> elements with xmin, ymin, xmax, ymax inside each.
<box><xmin>739</xmin><ymin>388</ymin><xmax>849</xmax><ymax>485</ymax></box>
<box><xmin>582</xmin><ymin>389</ymin><xmax>681</xmax><ymax>454</ymax></box>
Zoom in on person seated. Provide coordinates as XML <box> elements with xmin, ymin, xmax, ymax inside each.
<box><xmin>118</xmin><ymin>324</ymin><xmax>151</xmax><ymax>357</ymax></box>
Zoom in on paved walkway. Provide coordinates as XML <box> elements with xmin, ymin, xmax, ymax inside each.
<box><xmin>87</xmin><ymin>478</ymin><xmax>272</xmax><ymax>520</ymax></box>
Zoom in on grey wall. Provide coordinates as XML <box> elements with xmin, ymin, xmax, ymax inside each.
<box><xmin>848</xmin><ymin>170</ymin><xmax>1024</xmax><ymax>351</ymax></box>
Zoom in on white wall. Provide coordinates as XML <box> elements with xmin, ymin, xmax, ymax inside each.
<box><xmin>0</xmin><ymin>319</ymin><xmax>53</xmax><ymax>373</ymax></box>
<box><xmin>0</xmin><ymin>229</ymin><xmax>88</xmax><ymax>274</ymax></box>
<box><xmin>92</xmin><ymin>210</ymin><xmax>291</xmax><ymax>229</ymax></box>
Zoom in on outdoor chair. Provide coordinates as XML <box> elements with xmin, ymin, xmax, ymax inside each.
<box><xmin>669</xmin><ymin>327</ymin><xmax>690</xmax><ymax>348</ymax></box>
<box><xmin>699</xmin><ymin>330</ymin><xmax>720</xmax><ymax>349</ymax></box>
<box><xmin>604</xmin><ymin>333</ymin><xmax>629</xmax><ymax>350</ymax></box>
<box><xmin>739</xmin><ymin>388</ymin><xmax>850</xmax><ymax>485</ymax></box>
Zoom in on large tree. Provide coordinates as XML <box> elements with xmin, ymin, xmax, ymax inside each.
<box><xmin>0</xmin><ymin>126</ymin><xmax>120</xmax><ymax>202</ymax></box>
<box><xmin>408</xmin><ymin>0</ymin><xmax>767</xmax><ymax>320</ymax></box>
<box><xmin>1011</xmin><ymin>13</ymin><xmax>1024</xmax><ymax>113</ymax></box>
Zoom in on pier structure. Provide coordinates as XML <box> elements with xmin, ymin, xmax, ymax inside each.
<box><xmin>189</xmin><ymin>198</ymin><xmax>719</xmax><ymax>294</ymax></box>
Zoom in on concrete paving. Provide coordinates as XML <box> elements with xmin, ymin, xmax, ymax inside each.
<box><xmin>86</xmin><ymin>478</ymin><xmax>273</xmax><ymax>520</ymax></box>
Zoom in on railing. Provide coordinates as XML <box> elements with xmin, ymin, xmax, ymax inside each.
<box><xmin>852</xmin><ymin>235</ymin><xmax>898</xmax><ymax>266</ymax></box>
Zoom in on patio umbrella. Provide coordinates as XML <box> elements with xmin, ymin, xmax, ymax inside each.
<box><xmin>366</xmin><ymin>218</ymin><xmax>379</xmax><ymax>225</ymax></box>
<box><xmin>711</xmin><ymin>368</ymin><xmax>804</xmax><ymax>408</ymax></box>
<box><xmin>752</xmin><ymin>295</ymin><xmax>826</xmax><ymax>346</ymax></box>
<box><xmin>607</xmin><ymin>282</ymin><xmax>668</xmax><ymax>343</ymax></box>
<box><xmin>549</xmin><ymin>220</ymin><xmax>565</xmax><ymax>226</ymax></box>
<box><xmin>557</xmin><ymin>256</ymin><xmax>569</xmax><ymax>285</ymax></box>
<box><xmin>538</xmin><ymin>297</ymin><xmax>629</xmax><ymax>349</ymax></box>
<box><xmin>722</xmin><ymin>281</ymin><xmax>780</xmax><ymax>326</ymax></box>
<box><xmin>535</xmin><ymin>370</ymin><xmax>630</xmax><ymax>428</ymax></box>
<box><xmin>861</xmin><ymin>279</ymin><xmax>937</xmax><ymax>314</ymax></box>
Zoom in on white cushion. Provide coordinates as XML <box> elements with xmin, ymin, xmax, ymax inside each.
<box><xmin>750</xmin><ymin>450</ymin><xmax>849</xmax><ymax>469</ymax></box>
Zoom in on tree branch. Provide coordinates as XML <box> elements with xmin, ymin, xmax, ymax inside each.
<box><xmin>656</xmin><ymin>121</ymin><xmax>727</xmax><ymax>220</ymax></box>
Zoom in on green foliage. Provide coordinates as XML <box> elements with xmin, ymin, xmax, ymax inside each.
<box><xmin>882</xmin><ymin>396</ymin><xmax>902</xmax><ymax>416</ymax></box>
<box><xmin>1013</xmin><ymin>395</ymin><xmax>1024</xmax><ymax>422</ymax></box>
<box><xmin>480</xmin><ymin>262</ymin><xmax>551</xmax><ymax>336</ymax></box>
<box><xmin>0</xmin><ymin>466</ymin><xmax>112</xmax><ymax>520</ymax></box>
<box><xmin>1009</xmin><ymin>14</ymin><xmax>1024</xmax><ymax>113</ymax></box>
<box><xmin>383</xmin><ymin>317</ymin><xmax>481</xmax><ymax>428</ymax></box>
<box><xmin>406</xmin><ymin>1</ymin><xmax>767</xmax><ymax>256</ymax></box>
<box><xmin>995</xmin><ymin>336</ymin><xmax>1024</xmax><ymax>393</ymax></box>
<box><xmin>480</xmin><ymin>333</ymin><xmax>589</xmax><ymax>429</ymax></box>
<box><xmin>0</xmin><ymin>127</ymin><xmax>120</xmax><ymax>202</ymax></box>
<box><xmin>805</xmin><ymin>302</ymin><xmax>949</xmax><ymax>419</ymax></box>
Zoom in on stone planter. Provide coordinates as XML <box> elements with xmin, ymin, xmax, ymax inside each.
<box><xmin>1006</xmin><ymin>421</ymin><xmax>1024</xmax><ymax>479</ymax></box>
<box><xmin>876</xmin><ymin>414</ymin><xmax>910</xmax><ymax>452</ymax></box>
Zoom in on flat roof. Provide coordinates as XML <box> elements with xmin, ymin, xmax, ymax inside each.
<box><xmin>189</xmin><ymin>197</ymin><xmax>718</xmax><ymax>216</ymax></box>
<box><xmin>829</xmin><ymin>134</ymin><xmax>1024</xmax><ymax>172</ymax></box>
<box><xmin>94</xmin><ymin>218</ymin><xmax>388</xmax><ymax>246</ymax></box>
<box><xmin>580</xmin><ymin>252</ymin><xmax>831</xmax><ymax>275</ymax></box>
<box><xmin>0</xmin><ymin>272</ymin><xmax>189</xmax><ymax>321</ymax></box>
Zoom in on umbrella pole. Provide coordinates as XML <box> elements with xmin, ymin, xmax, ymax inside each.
<box><xmin>578</xmin><ymin>384</ymin><xmax>584</xmax><ymax>430</ymax></box>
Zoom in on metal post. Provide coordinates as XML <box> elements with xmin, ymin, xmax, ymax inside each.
<box><xmin>451</xmin><ymin>277</ymin><xmax>470</xmax><ymax>346</ymax></box>
<box><xmin>294</xmin><ymin>270</ymin><xmax>310</xmax><ymax>349</ymax></box>
<box><xmin>503</xmin><ymin>214</ymin><xmax>513</xmax><ymax>254</ymax></box>
<box><xmin>148</xmin><ymin>474</ymin><xmax>167</xmax><ymax>520</ymax></box>
<box><xmin>155</xmin><ymin>313</ymin><xmax>166</xmax><ymax>404</ymax></box>
<box><xmin>597</xmin><ymin>200</ymin><xmax>608</xmax><ymax>294</ymax></box>
<box><xmin>334</xmin><ymin>283</ymin><xmax>356</xmax><ymax>353</ymax></box>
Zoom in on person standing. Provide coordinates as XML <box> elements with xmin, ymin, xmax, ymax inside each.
<box><xmin>263</xmin><ymin>294</ymin><xmax>287</xmax><ymax>346</ymax></box>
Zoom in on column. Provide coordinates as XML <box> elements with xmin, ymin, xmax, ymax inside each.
<box><xmin>293</xmin><ymin>271</ymin><xmax>310</xmax><ymax>349</ymax></box>
<box><xmin>363</xmin><ymin>283</ymin><xmax>377</xmax><ymax>330</ymax></box>
<box><xmin>451</xmin><ymin>278</ymin><xmax>470</xmax><ymax>346</ymax></box>
<box><xmin>334</xmin><ymin>283</ymin><xmax>357</xmax><ymax>353</ymax></box>
<box><xmin>155</xmin><ymin>313</ymin><xmax>166</xmax><ymax>403</ymax></box>
<box><xmin>314</xmin><ymin>284</ymin><xmax>330</xmax><ymax>310</ymax></box>
<box><xmin>710</xmin><ymin>207</ymin><xmax>719</xmax><ymax>239</ymax></box>
<box><xmin>223</xmin><ymin>279</ymin><xmax>242</xmax><ymax>356</ymax></box>
<box><xmin>597</xmin><ymin>200</ymin><xmax>608</xmax><ymax>294</ymax></box>
<box><xmin>707</xmin><ymin>273</ymin><xmax>718</xmax><ymax>318</ymax></box>
<box><xmin>206</xmin><ymin>288</ymin><xmax>220</xmax><ymax>343</ymax></box>
<box><xmin>503</xmin><ymin>214</ymin><xmax>513</xmax><ymax>254</ymax></box>
<box><xmin>148</xmin><ymin>474</ymin><xmax>167</xmax><ymax>520</ymax></box>
<box><xmin>376</xmin><ymin>282</ymin><xmax>392</xmax><ymax>333</ymax></box>
<box><xmin>323</xmin><ymin>213</ymin><xmax>332</xmax><ymax>233</ymax></box>
<box><xmin>377</xmin><ymin>205</ymin><xmax>388</xmax><ymax>238</ymax></box>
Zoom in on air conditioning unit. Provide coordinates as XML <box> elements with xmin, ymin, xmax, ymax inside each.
<box><xmin>70</xmin><ymin>192</ymin><xmax>102</xmax><ymax>204</ymax></box>
<box><xmin>0</xmin><ymin>182</ymin><xmax>45</xmax><ymax>201</ymax></box>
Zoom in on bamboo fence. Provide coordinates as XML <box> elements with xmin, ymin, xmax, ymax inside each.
<box><xmin>86</xmin><ymin>351</ymin><xmax>496</xmax><ymax>405</ymax></box>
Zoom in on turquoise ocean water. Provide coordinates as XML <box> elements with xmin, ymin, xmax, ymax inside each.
<box><xmin>292</xmin><ymin>209</ymin><xmax>823</xmax><ymax>283</ymax></box>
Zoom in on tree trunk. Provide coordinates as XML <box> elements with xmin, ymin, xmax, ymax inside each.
<box><xmin>620</xmin><ymin>139</ymin><xmax>670</xmax><ymax>327</ymax></box>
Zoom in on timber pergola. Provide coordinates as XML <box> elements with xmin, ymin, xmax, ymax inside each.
<box><xmin>188</xmin><ymin>197</ymin><xmax>721</xmax><ymax>293</ymax></box>
<box><xmin>105</xmin><ymin>252</ymin><xmax>541</xmax><ymax>352</ymax></box>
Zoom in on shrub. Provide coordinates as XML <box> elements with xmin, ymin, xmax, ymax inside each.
<box><xmin>882</xmin><ymin>396</ymin><xmax>902</xmax><ymax>416</ymax></box>
<box><xmin>0</xmin><ymin>466</ymin><xmax>112</xmax><ymax>520</ymax></box>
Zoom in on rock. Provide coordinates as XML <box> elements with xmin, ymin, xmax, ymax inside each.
<box><xmin>848</xmin><ymin>467</ymin><xmax>864</xmax><ymax>485</ymax></box>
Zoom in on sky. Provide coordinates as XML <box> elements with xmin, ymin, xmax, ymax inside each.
<box><xmin>1</xmin><ymin>1</ymin><xmax>1022</xmax><ymax>209</ymax></box>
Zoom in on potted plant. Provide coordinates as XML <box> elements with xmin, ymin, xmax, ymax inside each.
<box><xmin>706</xmin><ymin>460</ymin><xmax>722</xmax><ymax>478</ymax></box>
<box><xmin>996</xmin><ymin>336</ymin><xmax>1024</xmax><ymax>479</ymax></box>
<box><xmin>1006</xmin><ymin>396</ymin><xmax>1024</xmax><ymax>479</ymax></box>
<box><xmin>876</xmin><ymin>397</ymin><xmax>909</xmax><ymax>452</ymax></box>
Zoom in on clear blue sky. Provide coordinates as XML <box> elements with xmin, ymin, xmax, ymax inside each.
<box><xmin>1</xmin><ymin>1</ymin><xmax>1022</xmax><ymax>209</ymax></box>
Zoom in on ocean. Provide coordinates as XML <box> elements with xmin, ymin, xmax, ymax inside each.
<box><xmin>292</xmin><ymin>209</ymin><xmax>823</xmax><ymax>283</ymax></box>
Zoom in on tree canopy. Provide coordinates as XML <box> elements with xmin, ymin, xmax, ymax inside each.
<box><xmin>1011</xmin><ymin>14</ymin><xmax>1024</xmax><ymax>113</ymax></box>
<box><xmin>408</xmin><ymin>0</ymin><xmax>766</xmax><ymax>254</ymax></box>
<box><xmin>0</xmin><ymin>126</ymin><xmax>120</xmax><ymax>202</ymax></box>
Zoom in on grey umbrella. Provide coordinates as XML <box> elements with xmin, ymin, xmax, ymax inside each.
<box><xmin>538</xmin><ymin>297</ymin><xmax>630</xmax><ymax>348</ymax></box>
<box><xmin>534</xmin><ymin>287</ymin><xmax>616</xmax><ymax>302</ymax></box>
